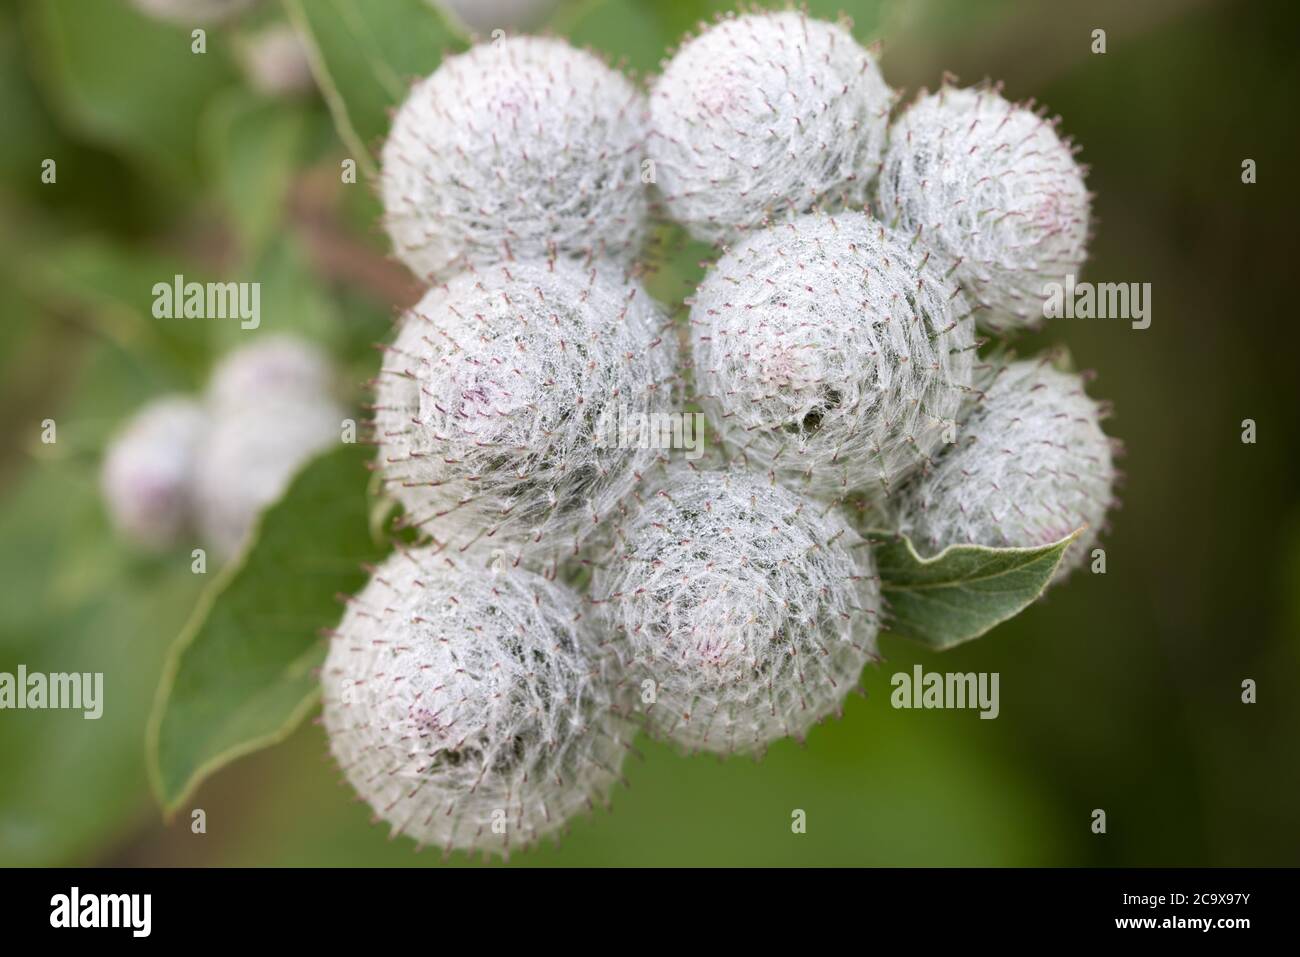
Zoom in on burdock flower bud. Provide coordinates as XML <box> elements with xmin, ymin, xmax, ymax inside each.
<box><xmin>372</xmin><ymin>259</ymin><xmax>678</xmax><ymax>565</ymax></box>
<box><xmin>877</xmin><ymin>85</ymin><xmax>1091</xmax><ymax>334</ymax></box>
<box><xmin>381</xmin><ymin>36</ymin><xmax>649</xmax><ymax>282</ymax></box>
<box><xmin>193</xmin><ymin>397</ymin><xmax>341</xmax><ymax>559</ymax></box>
<box><xmin>101</xmin><ymin>396</ymin><xmax>207</xmax><ymax>551</ymax></box>
<box><xmin>593</xmin><ymin>463</ymin><xmax>880</xmax><ymax>755</ymax></box>
<box><xmin>649</xmin><ymin>10</ymin><xmax>894</xmax><ymax>245</ymax></box>
<box><xmin>321</xmin><ymin>547</ymin><xmax>630</xmax><ymax>855</ymax></box>
<box><xmin>206</xmin><ymin>335</ymin><xmax>335</xmax><ymax>412</ymax></box>
<box><xmin>690</xmin><ymin>210</ymin><xmax>976</xmax><ymax>501</ymax></box>
<box><xmin>894</xmin><ymin>358</ymin><xmax>1118</xmax><ymax>582</ymax></box>
<box><xmin>236</xmin><ymin>23</ymin><xmax>315</xmax><ymax>98</ymax></box>
<box><xmin>195</xmin><ymin>338</ymin><xmax>344</xmax><ymax>559</ymax></box>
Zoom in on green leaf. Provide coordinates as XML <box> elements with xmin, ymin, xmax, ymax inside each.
<box><xmin>0</xmin><ymin>341</ymin><xmax>205</xmax><ymax>866</ymax></box>
<box><xmin>284</xmin><ymin>0</ymin><xmax>462</xmax><ymax>181</ymax></box>
<box><xmin>563</xmin><ymin>0</ymin><xmax>674</xmax><ymax>77</ymax></box>
<box><xmin>148</xmin><ymin>441</ymin><xmax>390</xmax><ymax>814</ymax></box>
<box><xmin>15</xmin><ymin>237</ymin><xmax>215</xmax><ymax>387</ymax></box>
<box><xmin>559</xmin><ymin>0</ymin><xmax>894</xmax><ymax>77</ymax></box>
<box><xmin>872</xmin><ymin>530</ymin><xmax>1083</xmax><ymax>650</ymax></box>
<box><xmin>201</xmin><ymin>91</ymin><xmax>310</xmax><ymax>263</ymax></box>
<box><xmin>205</xmin><ymin>234</ymin><xmax>344</xmax><ymax>356</ymax></box>
<box><xmin>24</xmin><ymin>0</ymin><xmax>238</xmax><ymax>186</ymax></box>
<box><xmin>0</xmin><ymin>5</ymin><xmax>64</xmax><ymax>188</ymax></box>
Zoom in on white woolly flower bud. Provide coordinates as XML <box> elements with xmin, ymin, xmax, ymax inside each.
<box><xmin>321</xmin><ymin>547</ymin><xmax>630</xmax><ymax>855</ymax></box>
<box><xmin>372</xmin><ymin>259</ymin><xmax>678</xmax><ymax>566</ymax></box>
<box><xmin>101</xmin><ymin>396</ymin><xmax>207</xmax><ymax>551</ymax></box>
<box><xmin>206</xmin><ymin>335</ymin><xmax>335</xmax><ymax>413</ymax></box>
<box><xmin>193</xmin><ymin>397</ymin><xmax>342</xmax><ymax>559</ymax></box>
<box><xmin>593</xmin><ymin>463</ymin><xmax>880</xmax><ymax>755</ymax></box>
<box><xmin>690</xmin><ymin>210</ymin><xmax>976</xmax><ymax>501</ymax></box>
<box><xmin>877</xmin><ymin>85</ymin><xmax>1091</xmax><ymax>334</ymax></box>
<box><xmin>649</xmin><ymin>10</ymin><xmax>894</xmax><ymax>245</ymax></box>
<box><xmin>236</xmin><ymin>23</ymin><xmax>314</xmax><ymax>98</ymax></box>
<box><xmin>381</xmin><ymin>36</ymin><xmax>649</xmax><ymax>282</ymax></box>
<box><xmin>894</xmin><ymin>359</ymin><xmax>1118</xmax><ymax>582</ymax></box>
<box><xmin>130</xmin><ymin>0</ymin><xmax>256</xmax><ymax>25</ymax></box>
<box><xmin>195</xmin><ymin>338</ymin><xmax>343</xmax><ymax>559</ymax></box>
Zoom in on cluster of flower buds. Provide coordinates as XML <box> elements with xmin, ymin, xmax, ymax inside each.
<box><xmin>319</xmin><ymin>11</ymin><xmax>1117</xmax><ymax>857</ymax></box>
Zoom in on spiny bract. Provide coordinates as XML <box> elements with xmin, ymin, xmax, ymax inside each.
<box><xmin>321</xmin><ymin>547</ymin><xmax>631</xmax><ymax>856</ymax></box>
<box><xmin>690</xmin><ymin>210</ymin><xmax>976</xmax><ymax>501</ymax></box>
<box><xmin>877</xmin><ymin>85</ymin><xmax>1091</xmax><ymax>335</ymax></box>
<box><xmin>649</xmin><ymin>10</ymin><xmax>894</xmax><ymax>245</ymax></box>
<box><xmin>593</xmin><ymin>462</ymin><xmax>880</xmax><ymax>755</ymax></box>
<box><xmin>381</xmin><ymin>35</ymin><xmax>649</xmax><ymax>282</ymax></box>
<box><xmin>372</xmin><ymin>259</ymin><xmax>678</xmax><ymax>567</ymax></box>
<box><xmin>894</xmin><ymin>358</ymin><xmax>1118</xmax><ymax>582</ymax></box>
<box><xmin>100</xmin><ymin>396</ymin><xmax>207</xmax><ymax>551</ymax></box>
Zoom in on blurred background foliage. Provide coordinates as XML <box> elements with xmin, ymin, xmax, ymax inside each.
<box><xmin>0</xmin><ymin>0</ymin><xmax>1297</xmax><ymax>866</ymax></box>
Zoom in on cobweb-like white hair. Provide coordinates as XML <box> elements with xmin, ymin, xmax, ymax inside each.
<box><xmin>381</xmin><ymin>36</ymin><xmax>649</xmax><ymax>282</ymax></box>
<box><xmin>371</xmin><ymin>259</ymin><xmax>679</xmax><ymax>569</ymax></box>
<box><xmin>690</xmin><ymin>210</ymin><xmax>976</xmax><ymax>501</ymax></box>
<box><xmin>877</xmin><ymin>85</ymin><xmax>1091</xmax><ymax>335</ymax></box>
<box><xmin>649</xmin><ymin>10</ymin><xmax>894</xmax><ymax>246</ymax></box>
<box><xmin>100</xmin><ymin>396</ymin><xmax>207</xmax><ymax>551</ymax></box>
<box><xmin>321</xmin><ymin>546</ymin><xmax>631</xmax><ymax>856</ymax></box>
<box><xmin>894</xmin><ymin>358</ymin><xmax>1118</xmax><ymax>583</ymax></box>
<box><xmin>592</xmin><ymin>462</ymin><xmax>880</xmax><ymax>755</ymax></box>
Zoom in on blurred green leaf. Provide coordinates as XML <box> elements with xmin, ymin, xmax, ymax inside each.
<box><xmin>0</xmin><ymin>5</ymin><xmax>63</xmax><ymax>187</ymax></box>
<box><xmin>51</xmin><ymin>326</ymin><xmax>198</xmax><ymax>458</ymax></box>
<box><xmin>0</xmin><ymin>341</ymin><xmax>205</xmax><ymax>866</ymax></box>
<box><xmin>284</xmin><ymin>0</ymin><xmax>461</xmax><ymax>180</ymax></box>
<box><xmin>191</xmin><ymin>691</ymin><xmax>1064</xmax><ymax>866</ymax></box>
<box><xmin>149</xmin><ymin>442</ymin><xmax>391</xmax><ymax>814</ymax></box>
<box><xmin>0</xmin><ymin>10</ymin><xmax>166</xmax><ymax>237</ymax></box>
<box><xmin>14</xmin><ymin>235</ymin><xmax>214</xmax><ymax>388</ymax></box>
<box><xmin>205</xmin><ymin>235</ymin><xmax>343</xmax><ymax>356</ymax></box>
<box><xmin>564</xmin><ymin>0</ymin><xmax>673</xmax><ymax>76</ymax></box>
<box><xmin>0</xmin><ymin>279</ymin><xmax>45</xmax><ymax>409</ymax></box>
<box><xmin>202</xmin><ymin>91</ymin><xmax>310</xmax><ymax>262</ymax></box>
<box><xmin>642</xmin><ymin>223</ymin><xmax>712</xmax><ymax>325</ymax></box>
<box><xmin>330</xmin><ymin>286</ymin><xmax>404</xmax><ymax>389</ymax></box>
<box><xmin>24</xmin><ymin>0</ymin><xmax>238</xmax><ymax>185</ymax></box>
<box><xmin>561</xmin><ymin>0</ymin><xmax>893</xmax><ymax>77</ymax></box>
<box><xmin>872</xmin><ymin>530</ymin><xmax>1082</xmax><ymax>650</ymax></box>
